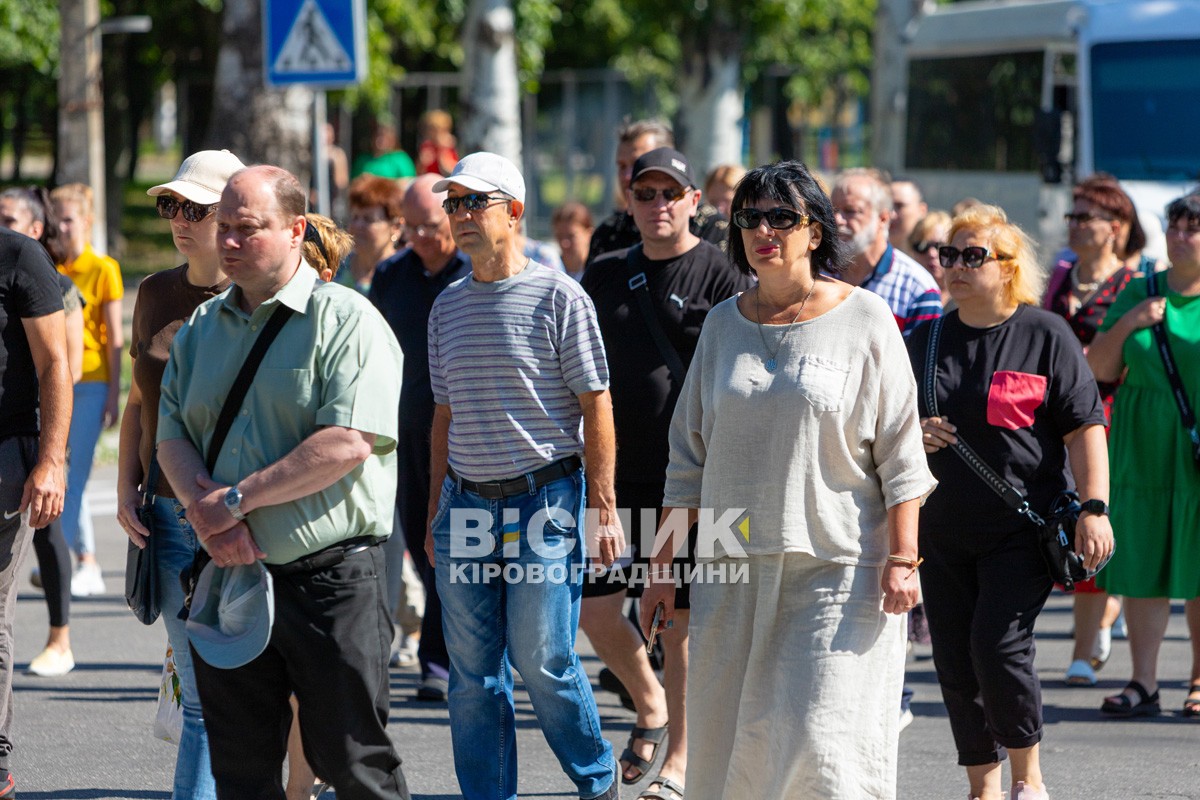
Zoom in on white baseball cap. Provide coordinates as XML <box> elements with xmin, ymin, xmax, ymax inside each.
<box><xmin>433</xmin><ymin>152</ymin><xmax>526</xmax><ymax>204</ymax></box>
<box><xmin>185</xmin><ymin>560</ymin><xmax>274</xmax><ymax>669</ymax></box>
<box><xmin>148</xmin><ymin>149</ymin><xmax>247</xmax><ymax>205</ymax></box>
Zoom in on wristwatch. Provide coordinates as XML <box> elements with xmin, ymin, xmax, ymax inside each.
<box><xmin>1079</xmin><ymin>499</ymin><xmax>1109</xmax><ymax>517</ymax></box>
<box><xmin>224</xmin><ymin>485</ymin><xmax>246</xmax><ymax>521</ymax></box>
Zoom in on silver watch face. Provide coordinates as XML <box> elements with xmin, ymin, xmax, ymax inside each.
<box><xmin>224</xmin><ymin>487</ymin><xmax>243</xmax><ymax>513</ymax></box>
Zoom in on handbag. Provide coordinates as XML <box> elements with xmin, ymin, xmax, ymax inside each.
<box><xmin>125</xmin><ymin>450</ymin><xmax>161</xmax><ymax>625</ymax></box>
<box><xmin>1145</xmin><ymin>269</ymin><xmax>1200</xmax><ymax>468</ymax></box>
<box><xmin>921</xmin><ymin>316</ymin><xmax>1108</xmax><ymax>591</ymax></box>
<box><xmin>153</xmin><ymin>645</ymin><xmax>184</xmax><ymax>745</ymax></box>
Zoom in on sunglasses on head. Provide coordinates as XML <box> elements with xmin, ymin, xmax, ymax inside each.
<box><xmin>441</xmin><ymin>193</ymin><xmax>509</xmax><ymax>214</ymax></box>
<box><xmin>1064</xmin><ymin>212</ymin><xmax>1113</xmax><ymax>225</ymax></box>
<box><xmin>156</xmin><ymin>195</ymin><xmax>216</xmax><ymax>223</ymax></box>
<box><xmin>631</xmin><ymin>185</ymin><xmax>692</xmax><ymax>204</ymax></box>
<box><xmin>938</xmin><ymin>245</ymin><xmax>1004</xmax><ymax>270</ymax></box>
<box><xmin>912</xmin><ymin>239</ymin><xmax>944</xmax><ymax>253</ymax></box>
<box><xmin>731</xmin><ymin>207</ymin><xmax>811</xmax><ymax>231</ymax></box>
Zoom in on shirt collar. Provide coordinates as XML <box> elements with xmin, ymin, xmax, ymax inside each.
<box><xmin>866</xmin><ymin>243</ymin><xmax>896</xmax><ymax>286</ymax></box>
<box><xmin>222</xmin><ymin>259</ymin><xmax>316</xmax><ymax>318</ymax></box>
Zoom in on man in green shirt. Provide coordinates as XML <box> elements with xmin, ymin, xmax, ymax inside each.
<box><xmin>158</xmin><ymin>165</ymin><xmax>410</xmax><ymax>799</ymax></box>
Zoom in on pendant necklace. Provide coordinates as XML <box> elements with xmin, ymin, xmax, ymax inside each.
<box><xmin>755</xmin><ymin>281</ymin><xmax>816</xmax><ymax>373</ymax></box>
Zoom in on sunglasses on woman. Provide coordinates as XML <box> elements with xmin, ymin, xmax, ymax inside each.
<box><xmin>156</xmin><ymin>195</ymin><xmax>216</xmax><ymax>223</ymax></box>
<box><xmin>731</xmin><ymin>207</ymin><xmax>811</xmax><ymax>231</ymax></box>
<box><xmin>911</xmin><ymin>239</ymin><xmax>944</xmax><ymax>253</ymax></box>
<box><xmin>441</xmin><ymin>193</ymin><xmax>509</xmax><ymax>214</ymax></box>
<box><xmin>938</xmin><ymin>245</ymin><xmax>1002</xmax><ymax>270</ymax></box>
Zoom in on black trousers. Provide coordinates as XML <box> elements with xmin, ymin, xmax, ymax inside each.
<box><xmin>192</xmin><ymin>545</ymin><xmax>409</xmax><ymax>799</ymax></box>
<box><xmin>395</xmin><ymin>426</ymin><xmax>450</xmax><ymax>680</ymax></box>
<box><xmin>33</xmin><ymin>521</ymin><xmax>70</xmax><ymax>627</ymax></box>
<box><xmin>920</xmin><ymin>523</ymin><xmax>1053</xmax><ymax>766</ymax></box>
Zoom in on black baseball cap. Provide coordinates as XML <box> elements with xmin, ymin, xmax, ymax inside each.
<box><xmin>630</xmin><ymin>147</ymin><xmax>695</xmax><ymax>188</ymax></box>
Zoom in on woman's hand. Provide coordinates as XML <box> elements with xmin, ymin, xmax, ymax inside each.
<box><xmin>116</xmin><ymin>482</ymin><xmax>151</xmax><ymax>548</ymax></box>
<box><xmin>1121</xmin><ymin>296</ymin><xmax>1167</xmax><ymax>331</ymax></box>
<box><xmin>1075</xmin><ymin>512</ymin><xmax>1115</xmax><ymax>572</ymax></box>
<box><xmin>640</xmin><ymin>572</ymin><xmax>677</xmax><ymax>640</ymax></box>
<box><xmin>920</xmin><ymin>416</ymin><xmax>957</xmax><ymax>453</ymax></box>
<box><xmin>881</xmin><ymin>562</ymin><xmax>920</xmax><ymax>615</ymax></box>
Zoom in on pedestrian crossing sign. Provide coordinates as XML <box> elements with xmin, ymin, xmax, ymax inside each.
<box><xmin>264</xmin><ymin>0</ymin><xmax>366</xmax><ymax>87</ymax></box>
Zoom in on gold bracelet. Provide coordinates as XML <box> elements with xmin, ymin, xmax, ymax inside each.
<box><xmin>886</xmin><ymin>554</ymin><xmax>924</xmax><ymax>570</ymax></box>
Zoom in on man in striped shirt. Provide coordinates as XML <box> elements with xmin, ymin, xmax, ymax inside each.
<box><xmin>425</xmin><ymin>152</ymin><xmax>624</xmax><ymax>800</ymax></box>
<box><xmin>832</xmin><ymin>168</ymin><xmax>943</xmax><ymax>335</ymax></box>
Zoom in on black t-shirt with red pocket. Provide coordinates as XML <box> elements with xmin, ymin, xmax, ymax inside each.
<box><xmin>906</xmin><ymin>305</ymin><xmax>1106</xmax><ymax>535</ymax></box>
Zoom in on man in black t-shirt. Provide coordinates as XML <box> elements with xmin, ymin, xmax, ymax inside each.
<box><xmin>0</xmin><ymin>227</ymin><xmax>71</xmax><ymax>794</ymax></box>
<box><xmin>581</xmin><ymin>147</ymin><xmax>752</xmax><ymax>792</ymax></box>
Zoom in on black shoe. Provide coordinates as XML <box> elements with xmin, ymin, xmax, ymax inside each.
<box><xmin>416</xmin><ymin>676</ymin><xmax>448</xmax><ymax>701</ymax></box>
<box><xmin>597</xmin><ymin>668</ymin><xmax>637</xmax><ymax>712</ymax></box>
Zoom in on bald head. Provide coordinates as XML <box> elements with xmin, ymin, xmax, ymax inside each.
<box><xmin>402</xmin><ymin>173</ymin><xmax>456</xmax><ymax>272</ymax></box>
<box><xmin>404</xmin><ymin>174</ymin><xmax>445</xmax><ymax>217</ymax></box>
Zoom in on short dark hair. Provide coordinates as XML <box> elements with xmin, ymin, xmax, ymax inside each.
<box><xmin>551</xmin><ymin>201</ymin><xmax>594</xmax><ymax>230</ymax></box>
<box><xmin>728</xmin><ymin>161</ymin><xmax>847</xmax><ymax>278</ymax></box>
<box><xmin>617</xmin><ymin>118</ymin><xmax>674</xmax><ymax>148</ymax></box>
<box><xmin>1167</xmin><ymin>192</ymin><xmax>1200</xmax><ymax>227</ymax></box>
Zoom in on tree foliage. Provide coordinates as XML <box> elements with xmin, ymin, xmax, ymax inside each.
<box><xmin>0</xmin><ymin>0</ymin><xmax>59</xmax><ymax>74</ymax></box>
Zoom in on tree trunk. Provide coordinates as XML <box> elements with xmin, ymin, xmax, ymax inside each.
<box><xmin>459</xmin><ymin>0</ymin><xmax>522</xmax><ymax>167</ymax></box>
<box><xmin>205</xmin><ymin>0</ymin><xmax>312</xmax><ymax>179</ymax></box>
<box><xmin>677</xmin><ymin>25</ymin><xmax>744</xmax><ymax>182</ymax></box>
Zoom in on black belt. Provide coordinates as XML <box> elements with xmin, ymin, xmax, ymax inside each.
<box><xmin>448</xmin><ymin>456</ymin><xmax>582</xmax><ymax>499</ymax></box>
<box><xmin>268</xmin><ymin>535</ymin><xmax>381</xmax><ymax>576</ymax></box>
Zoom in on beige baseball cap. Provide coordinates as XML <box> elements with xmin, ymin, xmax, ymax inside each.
<box><xmin>147</xmin><ymin>149</ymin><xmax>246</xmax><ymax>205</ymax></box>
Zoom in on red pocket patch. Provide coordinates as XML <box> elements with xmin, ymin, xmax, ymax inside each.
<box><xmin>987</xmin><ymin>370</ymin><xmax>1047</xmax><ymax>429</ymax></box>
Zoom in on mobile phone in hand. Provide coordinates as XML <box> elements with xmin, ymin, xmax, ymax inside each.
<box><xmin>646</xmin><ymin>602</ymin><xmax>664</xmax><ymax>656</ymax></box>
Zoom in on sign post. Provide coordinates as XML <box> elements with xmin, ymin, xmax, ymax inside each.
<box><xmin>263</xmin><ymin>0</ymin><xmax>365</xmax><ymax>217</ymax></box>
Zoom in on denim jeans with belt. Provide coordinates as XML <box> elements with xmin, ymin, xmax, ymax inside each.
<box><xmin>151</xmin><ymin>495</ymin><xmax>217</xmax><ymax>800</ymax></box>
<box><xmin>433</xmin><ymin>467</ymin><xmax>615</xmax><ymax>800</ymax></box>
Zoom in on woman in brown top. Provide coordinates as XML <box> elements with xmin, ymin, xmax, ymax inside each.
<box><xmin>116</xmin><ymin>150</ymin><xmax>245</xmax><ymax>800</ymax></box>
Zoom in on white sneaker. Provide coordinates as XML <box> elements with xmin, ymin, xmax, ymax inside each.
<box><xmin>1091</xmin><ymin>626</ymin><xmax>1112</xmax><ymax>670</ymax></box>
<box><xmin>70</xmin><ymin>562</ymin><xmax>106</xmax><ymax>597</ymax></box>
<box><xmin>899</xmin><ymin>707</ymin><xmax>914</xmax><ymax>731</ymax></box>
<box><xmin>389</xmin><ymin>634</ymin><xmax>419</xmax><ymax>668</ymax></box>
<box><xmin>26</xmin><ymin>647</ymin><xmax>75</xmax><ymax>676</ymax></box>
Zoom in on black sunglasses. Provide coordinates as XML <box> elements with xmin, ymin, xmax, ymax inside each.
<box><xmin>731</xmin><ymin>207</ymin><xmax>811</xmax><ymax>231</ymax></box>
<box><xmin>938</xmin><ymin>245</ymin><xmax>1004</xmax><ymax>270</ymax></box>
<box><xmin>912</xmin><ymin>239</ymin><xmax>944</xmax><ymax>253</ymax></box>
<box><xmin>441</xmin><ymin>193</ymin><xmax>509</xmax><ymax>214</ymax></box>
<box><xmin>156</xmin><ymin>195</ymin><xmax>216</xmax><ymax>223</ymax></box>
<box><xmin>1064</xmin><ymin>212</ymin><xmax>1113</xmax><ymax>225</ymax></box>
<box><xmin>631</xmin><ymin>186</ymin><xmax>692</xmax><ymax>204</ymax></box>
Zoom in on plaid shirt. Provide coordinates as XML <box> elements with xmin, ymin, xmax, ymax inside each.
<box><xmin>861</xmin><ymin>245</ymin><xmax>943</xmax><ymax>335</ymax></box>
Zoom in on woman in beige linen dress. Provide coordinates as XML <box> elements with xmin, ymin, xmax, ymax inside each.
<box><xmin>641</xmin><ymin>161</ymin><xmax>936</xmax><ymax>800</ymax></box>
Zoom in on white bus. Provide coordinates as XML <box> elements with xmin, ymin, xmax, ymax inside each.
<box><xmin>871</xmin><ymin>0</ymin><xmax>1200</xmax><ymax>259</ymax></box>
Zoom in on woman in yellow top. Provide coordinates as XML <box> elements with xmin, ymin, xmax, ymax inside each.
<box><xmin>51</xmin><ymin>183</ymin><xmax>123</xmax><ymax>597</ymax></box>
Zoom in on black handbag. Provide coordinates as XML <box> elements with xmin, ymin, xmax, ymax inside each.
<box><xmin>125</xmin><ymin>450</ymin><xmax>161</xmax><ymax>625</ymax></box>
<box><xmin>921</xmin><ymin>316</ymin><xmax>1109</xmax><ymax>591</ymax></box>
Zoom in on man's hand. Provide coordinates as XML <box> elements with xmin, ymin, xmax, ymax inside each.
<box><xmin>187</xmin><ymin>474</ymin><xmax>241</xmax><ymax>540</ymax></box>
<box><xmin>205</xmin><ymin>522</ymin><xmax>267</xmax><ymax>567</ymax></box>
<box><xmin>586</xmin><ymin>508</ymin><xmax>625</xmax><ymax>568</ymax></box>
<box><xmin>21</xmin><ymin>459</ymin><xmax>65</xmax><ymax>529</ymax></box>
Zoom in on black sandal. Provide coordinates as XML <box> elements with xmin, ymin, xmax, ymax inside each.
<box><xmin>1183</xmin><ymin>683</ymin><xmax>1200</xmax><ymax>718</ymax></box>
<box><xmin>1100</xmin><ymin>680</ymin><xmax>1160</xmax><ymax>717</ymax></box>
<box><xmin>620</xmin><ymin>724</ymin><xmax>668</xmax><ymax>785</ymax></box>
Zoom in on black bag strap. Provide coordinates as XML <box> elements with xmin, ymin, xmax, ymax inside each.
<box><xmin>625</xmin><ymin>245</ymin><xmax>687</xmax><ymax>385</ymax></box>
<box><xmin>1145</xmin><ymin>270</ymin><xmax>1200</xmax><ymax>467</ymax></box>
<box><xmin>205</xmin><ymin>303</ymin><xmax>297</xmax><ymax>476</ymax></box>
<box><xmin>922</xmin><ymin>317</ymin><xmax>1045</xmax><ymax>526</ymax></box>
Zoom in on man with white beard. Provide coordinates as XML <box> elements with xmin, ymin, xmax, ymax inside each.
<box><xmin>831</xmin><ymin>168</ymin><xmax>941</xmax><ymax>335</ymax></box>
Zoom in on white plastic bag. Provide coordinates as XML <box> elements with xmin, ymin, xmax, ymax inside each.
<box><xmin>154</xmin><ymin>646</ymin><xmax>184</xmax><ymax>745</ymax></box>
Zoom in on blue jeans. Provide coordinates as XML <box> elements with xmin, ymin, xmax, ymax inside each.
<box><xmin>433</xmin><ymin>468</ymin><xmax>615</xmax><ymax>800</ymax></box>
<box><xmin>62</xmin><ymin>381</ymin><xmax>107</xmax><ymax>557</ymax></box>
<box><xmin>152</xmin><ymin>496</ymin><xmax>217</xmax><ymax>800</ymax></box>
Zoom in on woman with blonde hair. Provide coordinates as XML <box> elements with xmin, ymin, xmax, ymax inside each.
<box><xmin>51</xmin><ymin>182</ymin><xmax>123</xmax><ymax>597</ymax></box>
<box><xmin>703</xmin><ymin>164</ymin><xmax>746</xmax><ymax>218</ymax></box>
<box><xmin>908</xmin><ymin>205</ymin><xmax>1113</xmax><ymax>800</ymax></box>
<box><xmin>908</xmin><ymin>210</ymin><xmax>953</xmax><ymax>305</ymax></box>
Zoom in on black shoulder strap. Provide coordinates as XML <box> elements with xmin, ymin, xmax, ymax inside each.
<box><xmin>625</xmin><ymin>245</ymin><xmax>687</xmax><ymax>385</ymax></box>
<box><xmin>205</xmin><ymin>303</ymin><xmax>297</xmax><ymax>476</ymax></box>
<box><xmin>922</xmin><ymin>316</ymin><xmax>1042</xmax><ymax>523</ymax></box>
<box><xmin>1145</xmin><ymin>271</ymin><xmax>1200</xmax><ymax>467</ymax></box>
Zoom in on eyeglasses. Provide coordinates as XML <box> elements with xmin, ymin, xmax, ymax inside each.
<box><xmin>938</xmin><ymin>245</ymin><xmax>1006</xmax><ymax>270</ymax></box>
<box><xmin>1167</xmin><ymin>215</ymin><xmax>1200</xmax><ymax>236</ymax></box>
<box><xmin>630</xmin><ymin>186</ymin><xmax>692</xmax><ymax>204</ymax></box>
<box><xmin>405</xmin><ymin>219</ymin><xmax>448</xmax><ymax>237</ymax></box>
<box><xmin>731</xmin><ymin>207</ymin><xmax>811</xmax><ymax>231</ymax></box>
<box><xmin>348</xmin><ymin>209</ymin><xmax>389</xmax><ymax>225</ymax></box>
<box><xmin>1064</xmin><ymin>212</ymin><xmax>1113</xmax><ymax>225</ymax></box>
<box><xmin>156</xmin><ymin>195</ymin><xmax>216</xmax><ymax>223</ymax></box>
<box><xmin>442</xmin><ymin>193</ymin><xmax>509</xmax><ymax>214</ymax></box>
<box><xmin>912</xmin><ymin>240</ymin><xmax>944</xmax><ymax>253</ymax></box>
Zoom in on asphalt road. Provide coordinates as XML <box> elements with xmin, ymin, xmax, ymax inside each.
<box><xmin>12</xmin><ymin>464</ymin><xmax>1200</xmax><ymax>799</ymax></box>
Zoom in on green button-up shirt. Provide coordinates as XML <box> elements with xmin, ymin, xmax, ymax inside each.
<box><xmin>158</xmin><ymin>264</ymin><xmax>402</xmax><ymax>565</ymax></box>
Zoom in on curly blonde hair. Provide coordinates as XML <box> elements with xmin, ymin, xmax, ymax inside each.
<box><xmin>303</xmin><ymin>214</ymin><xmax>354</xmax><ymax>281</ymax></box>
<box><xmin>948</xmin><ymin>204</ymin><xmax>1043</xmax><ymax>306</ymax></box>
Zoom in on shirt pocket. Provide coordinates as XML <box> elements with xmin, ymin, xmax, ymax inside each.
<box><xmin>795</xmin><ymin>355</ymin><xmax>851</xmax><ymax>412</ymax></box>
<box><xmin>987</xmin><ymin>370</ymin><xmax>1047</xmax><ymax>430</ymax></box>
<box><xmin>258</xmin><ymin>368</ymin><xmax>315</xmax><ymax>410</ymax></box>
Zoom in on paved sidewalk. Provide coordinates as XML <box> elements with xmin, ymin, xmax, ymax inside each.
<box><xmin>12</xmin><ymin>464</ymin><xmax>1200</xmax><ymax>798</ymax></box>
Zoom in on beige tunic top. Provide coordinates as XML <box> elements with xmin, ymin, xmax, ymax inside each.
<box><xmin>664</xmin><ymin>288</ymin><xmax>936</xmax><ymax>565</ymax></box>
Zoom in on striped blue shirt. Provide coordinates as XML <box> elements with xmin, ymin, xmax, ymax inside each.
<box><xmin>428</xmin><ymin>262</ymin><xmax>609</xmax><ymax>481</ymax></box>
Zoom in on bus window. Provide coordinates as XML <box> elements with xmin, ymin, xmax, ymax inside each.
<box><xmin>1091</xmin><ymin>40</ymin><xmax>1200</xmax><ymax>182</ymax></box>
<box><xmin>905</xmin><ymin>52</ymin><xmax>1044</xmax><ymax>172</ymax></box>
